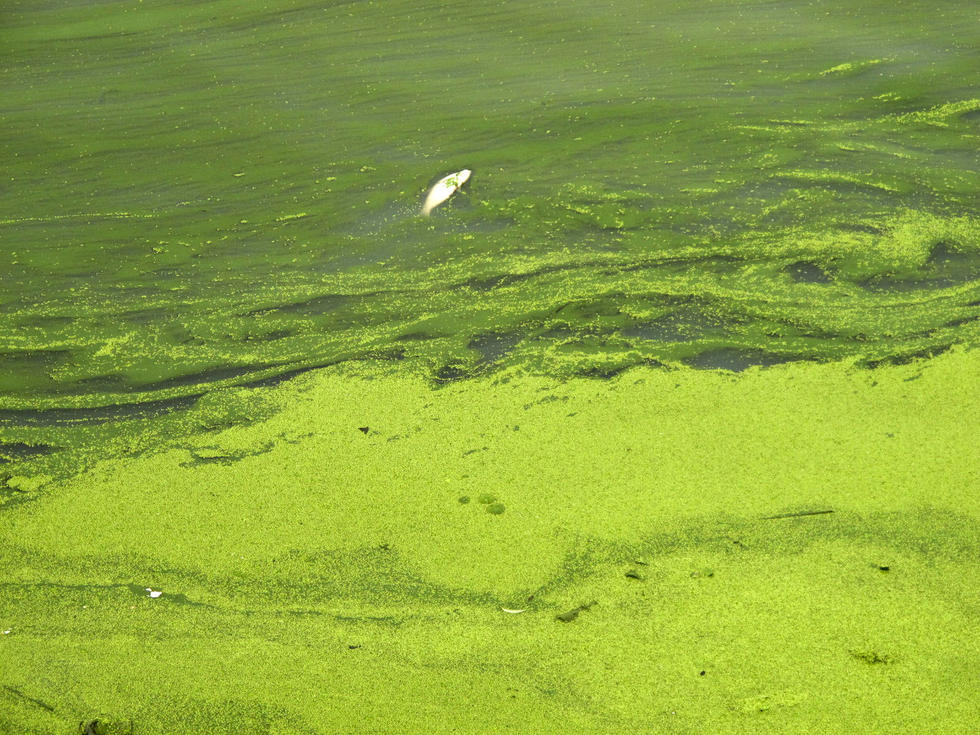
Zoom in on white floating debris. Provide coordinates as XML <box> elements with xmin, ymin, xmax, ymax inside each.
<box><xmin>421</xmin><ymin>169</ymin><xmax>471</xmax><ymax>216</ymax></box>
<box><xmin>145</xmin><ymin>588</ymin><xmax>163</xmax><ymax>598</ymax></box>
<box><xmin>501</xmin><ymin>608</ymin><xmax>526</xmax><ymax>614</ymax></box>
<box><xmin>2</xmin><ymin>629</ymin><xmax>10</xmax><ymax>635</ymax></box>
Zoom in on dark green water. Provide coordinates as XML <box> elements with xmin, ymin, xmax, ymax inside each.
<box><xmin>1</xmin><ymin>1</ymin><xmax>978</xmax><ymax>460</ymax></box>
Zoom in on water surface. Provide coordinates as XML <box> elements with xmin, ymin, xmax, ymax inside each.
<box><xmin>2</xmin><ymin>0</ymin><xmax>977</xmax><ymax>417</ymax></box>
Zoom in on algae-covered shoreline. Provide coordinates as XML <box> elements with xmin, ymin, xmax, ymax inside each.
<box><xmin>2</xmin><ymin>348</ymin><xmax>978</xmax><ymax>733</ymax></box>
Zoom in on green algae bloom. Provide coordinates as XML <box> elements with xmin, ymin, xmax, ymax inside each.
<box><xmin>1</xmin><ymin>1</ymin><xmax>978</xmax><ymax>733</ymax></box>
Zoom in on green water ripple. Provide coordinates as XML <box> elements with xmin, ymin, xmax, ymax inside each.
<box><xmin>1</xmin><ymin>0</ymin><xmax>978</xmax><ymax>405</ymax></box>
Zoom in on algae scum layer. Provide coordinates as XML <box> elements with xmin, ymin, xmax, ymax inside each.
<box><xmin>1</xmin><ymin>1</ymin><xmax>979</xmax><ymax>733</ymax></box>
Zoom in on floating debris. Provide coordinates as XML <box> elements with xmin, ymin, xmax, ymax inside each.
<box><xmin>555</xmin><ymin>600</ymin><xmax>596</xmax><ymax>623</ymax></box>
<box><xmin>501</xmin><ymin>608</ymin><xmax>526</xmax><ymax>614</ymax></box>
<box><xmin>761</xmin><ymin>509</ymin><xmax>834</xmax><ymax>520</ymax></box>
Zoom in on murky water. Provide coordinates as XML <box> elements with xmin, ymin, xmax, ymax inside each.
<box><xmin>1</xmin><ymin>0</ymin><xmax>978</xmax><ymax>453</ymax></box>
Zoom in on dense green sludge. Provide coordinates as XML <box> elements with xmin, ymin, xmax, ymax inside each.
<box><xmin>1</xmin><ymin>0</ymin><xmax>978</xmax><ymax>733</ymax></box>
<box><xmin>2</xmin><ymin>351</ymin><xmax>979</xmax><ymax>733</ymax></box>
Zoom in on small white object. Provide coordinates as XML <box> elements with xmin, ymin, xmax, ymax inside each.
<box><xmin>146</xmin><ymin>588</ymin><xmax>163</xmax><ymax>598</ymax></box>
<box><xmin>2</xmin><ymin>629</ymin><xmax>10</xmax><ymax>635</ymax></box>
<box><xmin>421</xmin><ymin>168</ymin><xmax>471</xmax><ymax>216</ymax></box>
<box><xmin>500</xmin><ymin>608</ymin><xmax>526</xmax><ymax>614</ymax></box>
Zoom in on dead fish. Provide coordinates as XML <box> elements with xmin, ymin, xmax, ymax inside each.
<box><xmin>421</xmin><ymin>168</ymin><xmax>471</xmax><ymax>216</ymax></box>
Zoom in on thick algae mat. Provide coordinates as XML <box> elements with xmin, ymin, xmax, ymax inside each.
<box><xmin>2</xmin><ymin>0</ymin><xmax>980</xmax><ymax>732</ymax></box>
<box><xmin>2</xmin><ymin>350</ymin><xmax>979</xmax><ymax>733</ymax></box>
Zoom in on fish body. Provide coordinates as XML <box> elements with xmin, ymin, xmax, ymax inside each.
<box><xmin>421</xmin><ymin>168</ymin><xmax>471</xmax><ymax>216</ymax></box>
